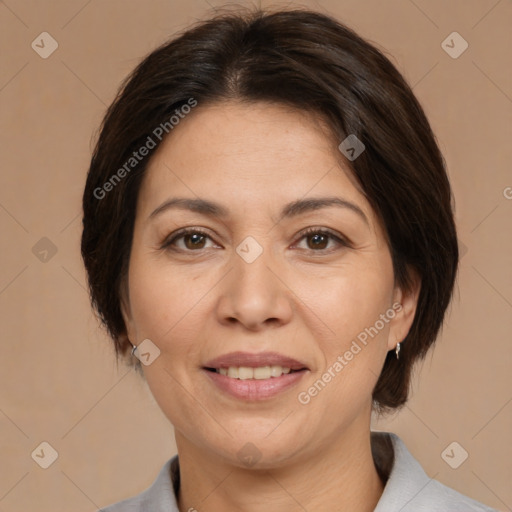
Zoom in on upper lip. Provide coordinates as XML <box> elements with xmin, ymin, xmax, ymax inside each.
<box><xmin>204</xmin><ymin>351</ymin><xmax>309</xmax><ymax>370</ymax></box>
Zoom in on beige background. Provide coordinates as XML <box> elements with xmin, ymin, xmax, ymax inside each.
<box><xmin>0</xmin><ymin>0</ymin><xmax>511</xmax><ymax>510</ymax></box>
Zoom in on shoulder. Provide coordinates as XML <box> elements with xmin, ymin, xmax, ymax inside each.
<box><xmin>372</xmin><ymin>431</ymin><xmax>498</xmax><ymax>512</ymax></box>
<box><xmin>407</xmin><ymin>478</ymin><xmax>499</xmax><ymax>512</ymax></box>
<box><xmin>99</xmin><ymin>435</ymin><xmax>498</xmax><ymax>512</ymax></box>
<box><xmin>99</xmin><ymin>456</ymin><xmax>180</xmax><ymax>512</ymax></box>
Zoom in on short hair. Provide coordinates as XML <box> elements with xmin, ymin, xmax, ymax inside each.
<box><xmin>81</xmin><ymin>7</ymin><xmax>458</xmax><ymax>413</ymax></box>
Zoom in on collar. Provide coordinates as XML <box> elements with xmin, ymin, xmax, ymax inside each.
<box><xmin>104</xmin><ymin>431</ymin><xmax>496</xmax><ymax>511</ymax></box>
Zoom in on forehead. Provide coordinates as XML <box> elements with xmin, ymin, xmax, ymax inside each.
<box><xmin>137</xmin><ymin>101</ymin><xmax>374</xmax><ymax>225</ymax></box>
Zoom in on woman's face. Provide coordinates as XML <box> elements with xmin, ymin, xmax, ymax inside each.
<box><xmin>121</xmin><ymin>101</ymin><xmax>417</xmax><ymax>468</ymax></box>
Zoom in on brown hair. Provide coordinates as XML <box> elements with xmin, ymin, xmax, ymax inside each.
<box><xmin>81</xmin><ymin>7</ymin><xmax>458</xmax><ymax>413</ymax></box>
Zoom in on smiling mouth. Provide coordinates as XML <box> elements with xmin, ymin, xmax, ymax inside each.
<box><xmin>204</xmin><ymin>366</ymin><xmax>306</xmax><ymax>380</ymax></box>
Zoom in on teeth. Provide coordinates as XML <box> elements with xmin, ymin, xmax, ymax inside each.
<box><xmin>270</xmin><ymin>365</ymin><xmax>283</xmax><ymax>377</ymax></box>
<box><xmin>215</xmin><ymin>365</ymin><xmax>293</xmax><ymax>379</ymax></box>
<box><xmin>253</xmin><ymin>366</ymin><xmax>271</xmax><ymax>380</ymax></box>
<box><xmin>238</xmin><ymin>367</ymin><xmax>253</xmax><ymax>380</ymax></box>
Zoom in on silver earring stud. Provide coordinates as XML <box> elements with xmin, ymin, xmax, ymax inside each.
<box><xmin>395</xmin><ymin>342</ymin><xmax>401</xmax><ymax>360</ymax></box>
<box><xmin>131</xmin><ymin>344</ymin><xmax>137</xmax><ymax>356</ymax></box>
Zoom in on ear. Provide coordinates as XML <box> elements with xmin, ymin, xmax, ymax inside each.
<box><xmin>119</xmin><ymin>277</ymin><xmax>137</xmax><ymax>344</ymax></box>
<box><xmin>387</xmin><ymin>267</ymin><xmax>421</xmax><ymax>351</ymax></box>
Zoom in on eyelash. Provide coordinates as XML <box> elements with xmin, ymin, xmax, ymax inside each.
<box><xmin>160</xmin><ymin>226</ymin><xmax>350</xmax><ymax>254</ymax></box>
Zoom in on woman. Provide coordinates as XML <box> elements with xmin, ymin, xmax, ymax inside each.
<box><xmin>81</xmin><ymin>7</ymin><xmax>498</xmax><ymax>511</ymax></box>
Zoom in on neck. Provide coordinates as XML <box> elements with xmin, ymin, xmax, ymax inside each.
<box><xmin>175</xmin><ymin>416</ymin><xmax>385</xmax><ymax>512</ymax></box>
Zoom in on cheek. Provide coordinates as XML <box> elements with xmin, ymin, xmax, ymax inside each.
<box><xmin>298</xmin><ymin>258</ymin><xmax>394</xmax><ymax>396</ymax></box>
<box><xmin>126</xmin><ymin>260</ymin><xmax>216</xmax><ymax>431</ymax></box>
<box><xmin>126</xmin><ymin>255</ymin><xmax>216</xmax><ymax>357</ymax></box>
<box><xmin>302</xmin><ymin>259</ymin><xmax>394</xmax><ymax>346</ymax></box>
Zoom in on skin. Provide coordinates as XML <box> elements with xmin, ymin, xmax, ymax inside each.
<box><xmin>120</xmin><ymin>101</ymin><xmax>420</xmax><ymax>512</ymax></box>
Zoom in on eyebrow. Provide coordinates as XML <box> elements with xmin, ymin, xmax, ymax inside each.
<box><xmin>148</xmin><ymin>196</ymin><xmax>369</xmax><ymax>226</ymax></box>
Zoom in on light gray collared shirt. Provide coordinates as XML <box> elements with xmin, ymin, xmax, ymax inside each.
<box><xmin>100</xmin><ymin>431</ymin><xmax>498</xmax><ymax>511</ymax></box>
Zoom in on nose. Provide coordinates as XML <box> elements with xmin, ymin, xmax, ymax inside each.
<box><xmin>215</xmin><ymin>243</ymin><xmax>294</xmax><ymax>331</ymax></box>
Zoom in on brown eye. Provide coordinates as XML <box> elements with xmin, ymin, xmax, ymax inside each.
<box><xmin>162</xmin><ymin>228</ymin><xmax>216</xmax><ymax>252</ymax></box>
<box><xmin>306</xmin><ymin>232</ymin><xmax>329</xmax><ymax>250</ymax></box>
<box><xmin>183</xmin><ymin>233</ymin><xmax>207</xmax><ymax>250</ymax></box>
<box><xmin>295</xmin><ymin>228</ymin><xmax>349</xmax><ymax>253</ymax></box>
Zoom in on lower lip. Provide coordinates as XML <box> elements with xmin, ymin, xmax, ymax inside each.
<box><xmin>203</xmin><ymin>369</ymin><xmax>307</xmax><ymax>400</ymax></box>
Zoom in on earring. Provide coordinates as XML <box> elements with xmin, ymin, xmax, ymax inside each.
<box><xmin>395</xmin><ymin>342</ymin><xmax>401</xmax><ymax>360</ymax></box>
<box><xmin>131</xmin><ymin>343</ymin><xmax>137</xmax><ymax>356</ymax></box>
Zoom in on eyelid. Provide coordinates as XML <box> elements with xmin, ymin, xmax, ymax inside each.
<box><xmin>292</xmin><ymin>226</ymin><xmax>352</xmax><ymax>250</ymax></box>
<box><xmin>160</xmin><ymin>226</ymin><xmax>218</xmax><ymax>250</ymax></box>
<box><xmin>161</xmin><ymin>225</ymin><xmax>351</xmax><ymax>252</ymax></box>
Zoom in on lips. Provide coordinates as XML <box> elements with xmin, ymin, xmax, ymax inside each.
<box><xmin>203</xmin><ymin>351</ymin><xmax>309</xmax><ymax>371</ymax></box>
<box><xmin>202</xmin><ymin>351</ymin><xmax>309</xmax><ymax>400</ymax></box>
